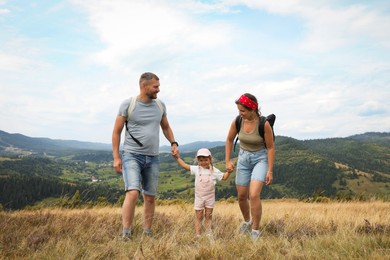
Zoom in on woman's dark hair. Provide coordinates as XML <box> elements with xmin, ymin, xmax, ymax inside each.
<box><xmin>235</xmin><ymin>93</ymin><xmax>261</xmax><ymax>117</ymax></box>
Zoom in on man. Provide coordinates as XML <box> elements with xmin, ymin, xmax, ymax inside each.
<box><xmin>112</xmin><ymin>72</ymin><xmax>179</xmax><ymax>240</ymax></box>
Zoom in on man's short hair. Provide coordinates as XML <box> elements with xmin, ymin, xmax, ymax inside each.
<box><xmin>139</xmin><ymin>72</ymin><xmax>159</xmax><ymax>85</ymax></box>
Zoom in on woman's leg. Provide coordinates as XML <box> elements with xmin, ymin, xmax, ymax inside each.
<box><xmin>236</xmin><ymin>185</ymin><xmax>250</xmax><ymax>221</ymax></box>
<box><xmin>249</xmin><ymin>180</ymin><xmax>264</xmax><ymax>230</ymax></box>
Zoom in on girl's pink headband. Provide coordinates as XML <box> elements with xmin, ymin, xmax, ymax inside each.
<box><xmin>237</xmin><ymin>94</ymin><xmax>258</xmax><ymax>110</ymax></box>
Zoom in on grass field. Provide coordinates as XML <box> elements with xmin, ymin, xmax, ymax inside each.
<box><xmin>1</xmin><ymin>199</ymin><xmax>389</xmax><ymax>259</ymax></box>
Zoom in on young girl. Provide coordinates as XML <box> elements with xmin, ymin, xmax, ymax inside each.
<box><xmin>174</xmin><ymin>148</ymin><xmax>230</xmax><ymax>237</ymax></box>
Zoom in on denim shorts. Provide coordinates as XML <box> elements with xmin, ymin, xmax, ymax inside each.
<box><xmin>121</xmin><ymin>152</ymin><xmax>160</xmax><ymax>196</ymax></box>
<box><xmin>235</xmin><ymin>148</ymin><xmax>268</xmax><ymax>186</ymax></box>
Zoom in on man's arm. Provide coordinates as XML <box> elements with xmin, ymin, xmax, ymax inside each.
<box><xmin>112</xmin><ymin>115</ymin><xmax>125</xmax><ymax>173</ymax></box>
<box><xmin>160</xmin><ymin>115</ymin><xmax>179</xmax><ymax>156</ymax></box>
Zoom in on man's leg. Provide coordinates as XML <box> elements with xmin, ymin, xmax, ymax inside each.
<box><xmin>143</xmin><ymin>194</ymin><xmax>155</xmax><ymax>230</ymax></box>
<box><xmin>142</xmin><ymin>155</ymin><xmax>160</xmax><ymax>233</ymax></box>
<box><xmin>122</xmin><ymin>190</ymin><xmax>139</xmax><ymax>229</ymax></box>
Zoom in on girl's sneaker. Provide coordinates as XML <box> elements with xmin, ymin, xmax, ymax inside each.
<box><xmin>143</xmin><ymin>228</ymin><xmax>153</xmax><ymax>237</ymax></box>
<box><xmin>122</xmin><ymin>232</ymin><xmax>131</xmax><ymax>241</ymax></box>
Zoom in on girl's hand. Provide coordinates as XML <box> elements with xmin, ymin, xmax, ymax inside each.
<box><xmin>222</xmin><ymin>172</ymin><xmax>230</xmax><ymax>180</ymax></box>
<box><xmin>172</xmin><ymin>150</ymin><xmax>179</xmax><ymax>159</ymax></box>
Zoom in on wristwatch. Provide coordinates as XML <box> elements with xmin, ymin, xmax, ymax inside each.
<box><xmin>171</xmin><ymin>141</ymin><xmax>179</xmax><ymax>147</ymax></box>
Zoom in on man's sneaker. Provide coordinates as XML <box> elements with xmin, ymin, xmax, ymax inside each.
<box><xmin>143</xmin><ymin>228</ymin><xmax>153</xmax><ymax>237</ymax></box>
<box><xmin>121</xmin><ymin>232</ymin><xmax>131</xmax><ymax>241</ymax></box>
<box><xmin>250</xmin><ymin>230</ymin><xmax>261</xmax><ymax>241</ymax></box>
<box><xmin>239</xmin><ymin>220</ymin><xmax>252</xmax><ymax>234</ymax></box>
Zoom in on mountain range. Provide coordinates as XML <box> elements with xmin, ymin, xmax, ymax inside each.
<box><xmin>3</xmin><ymin>129</ymin><xmax>388</xmax><ymax>155</ymax></box>
<box><xmin>0</xmin><ymin>129</ymin><xmax>389</xmax><ymax>209</ymax></box>
<box><xmin>0</xmin><ymin>130</ymin><xmax>111</xmax><ymax>154</ymax></box>
<box><xmin>0</xmin><ymin>130</ymin><xmax>226</xmax><ymax>155</ymax></box>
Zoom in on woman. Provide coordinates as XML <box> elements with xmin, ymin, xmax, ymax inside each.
<box><xmin>225</xmin><ymin>93</ymin><xmax>275</xmax><ymax>241</ymax></box>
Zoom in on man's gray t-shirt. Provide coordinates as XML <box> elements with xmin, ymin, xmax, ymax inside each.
<box><xmin>118</xmin><ymin>98</ymin><xmax>166</xmax><ymax>156</ymax></box>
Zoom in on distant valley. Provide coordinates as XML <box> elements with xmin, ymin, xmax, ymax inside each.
<box><xmin>0</xmin><ymin>130</ymin><xmax>389</xmax><ymax>210</ymax></box>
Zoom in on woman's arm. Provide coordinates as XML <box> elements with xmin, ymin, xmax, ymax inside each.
<box><xmin>225</xmin><ymin>119</ymin><xmax>237</xmax><ymax>173</ymax></box>
<box><xmin>264</xmin><ymin>121</ymin><xmax>274</xmax><ymax>185</ymax></box>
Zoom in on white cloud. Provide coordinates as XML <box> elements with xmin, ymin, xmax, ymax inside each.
<box><xmin>0</xmin><ymin>35</ymin><xmax>50</xmax><ymax>73</ymax></box>
<box><xmin>0</xmin><ymin>0</ymin><xmax>389</xmax><ymax>144</ymax></box>
<box><xmin>0</xmin><ymin>8</ymin><xmax>9</xmax><ymax>14</ymax></box>
<box><xmin>217</xmin><ymin>0</ymin><xmax>390</xmax><ymax>52</ymax></box>
<box><xmin>178</xmin><ymin>0</ymin><xmax>238</xmax><ymax>14</ymax></box>
<box><xmin>358</xmin><ymin>100</ymin><xmax>388</xmax><ymax>117</ymax></box>
<box><xmin>300</xmin><ymin>4</ymin><xmax>390</xmax><ymax>51</ymax></box>
<box><xmin>0</xmin><ymin>52</ymin><xmax>33</xmax><ymax>71</ymax></box>
<box><xmin>70</xmin><ymin>0</ymin><xmax>233</xmax><ymax>71</ymax></box>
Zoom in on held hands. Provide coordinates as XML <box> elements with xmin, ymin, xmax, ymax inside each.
<box><xmin>172</xmin><ymin>150</ymin><xmax>180</xmax><ymax>160</ymax></box>
<box><xmin>225</xmin><ymin>161</ymin><xmax>235</xmax><ymax>173</ymax></box>
<box><xmin>171</xmin><ymin>144</ymin><xmax>179</xmax><ymax>158</ymax></box>
<box><xmin>223</xmin><ymin>161</ymin><xmax>234</xmax><ymax>180</ymax></box>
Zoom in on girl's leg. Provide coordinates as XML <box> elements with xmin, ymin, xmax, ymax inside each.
<box><xmin>204</xmin><ymin>208</ymin><xmax>213</xmax><ymax>232</ymax></box>
<box><xmin>195</xmin><ymin>210</ymin><xmax>204</xmax><ymax>236</ymax></box>
<box><xmin>236</xmin><ymin>185</ymin><xmax>250</xmax><ymax>221</ymax></box>
<box><xmin>249</xmin><ymin>180</ymin><xmax>264</xmax><ymax>230</ymax></box>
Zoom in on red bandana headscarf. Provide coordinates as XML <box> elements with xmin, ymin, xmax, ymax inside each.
<box><xmin>237</xmin><ymin>94</ymin><xmax>258</xmax><ymax>110</ymax></box>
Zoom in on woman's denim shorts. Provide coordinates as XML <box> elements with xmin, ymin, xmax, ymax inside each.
<box><xmin>121</xmin><ymin>152</ymin><xmax>160</xmax><ymax>196</ymax></box>
<box><xmin>235</xmin><ymin>148</ymin><xmax>268</xmax><ymax>186</ymax></box>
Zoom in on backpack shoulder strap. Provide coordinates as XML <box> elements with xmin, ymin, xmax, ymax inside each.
<box><xmin>155</xmin><ymin>99</ymin><xmax>164</xmax><ymax>114</ymax></box>
<box><xmin>258</xmin><ymin>116</ymin><xmax>266</xmax><ymax>140</ymax></box>
<box><xmin>266</xmin><ymin>114</ymin><xmax>276</xmax><ymax>141</ymax></box>
<box><xmin>127</xmin><ymin>97</ymin><xmax>136</xmax><ymax>121</ymax></box>
<box><xmin>125</xmin><ymin>97</ymin><xmax>143</xmax><ymax>147</ymax></box>
<box><xmin>235</xmin><ymin>115</ymin><xmax>242</xmax><ymax>133</ymax></box>
<box><xmin>233</xmin><ymin>116</ymin><xmax>242</xmax><ymax>152</ymax></box>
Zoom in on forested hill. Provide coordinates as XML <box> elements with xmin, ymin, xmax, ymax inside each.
<box><xmin>0</xmin><ymin>130</ymin><xmax>111</xmax><ymax>155</ymax></box>
<box><xmin>301</xmin><ymin>133</ymin><xmax>389</xmax><ymax>173</ymax></box>
<box><xmin>269</xmin><ymin>133</ymin><xmax>389</xmax><ymax>199</ymax></box>
<box><xmin>0</xmin><ymin>131</ymin><xmax>389</xmax><ymax>210</ymax></box>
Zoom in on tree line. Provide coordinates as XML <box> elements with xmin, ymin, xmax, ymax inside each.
<box><xmin>1</xmin><ymin>133</ymin><xmax>389</xmax><ymax>210</ymax></box>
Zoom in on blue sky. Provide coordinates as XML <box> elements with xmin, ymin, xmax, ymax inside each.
<box><xmin>1</xmin><ymin>0</ymin><xmax>389</xmax><ymax>145</ymax></box>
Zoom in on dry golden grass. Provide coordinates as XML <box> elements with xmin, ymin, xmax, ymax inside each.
<box><xmin>1</xmin><ymin>199</ymin><xmax>389</xmax><ymax>259</ymax></box>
